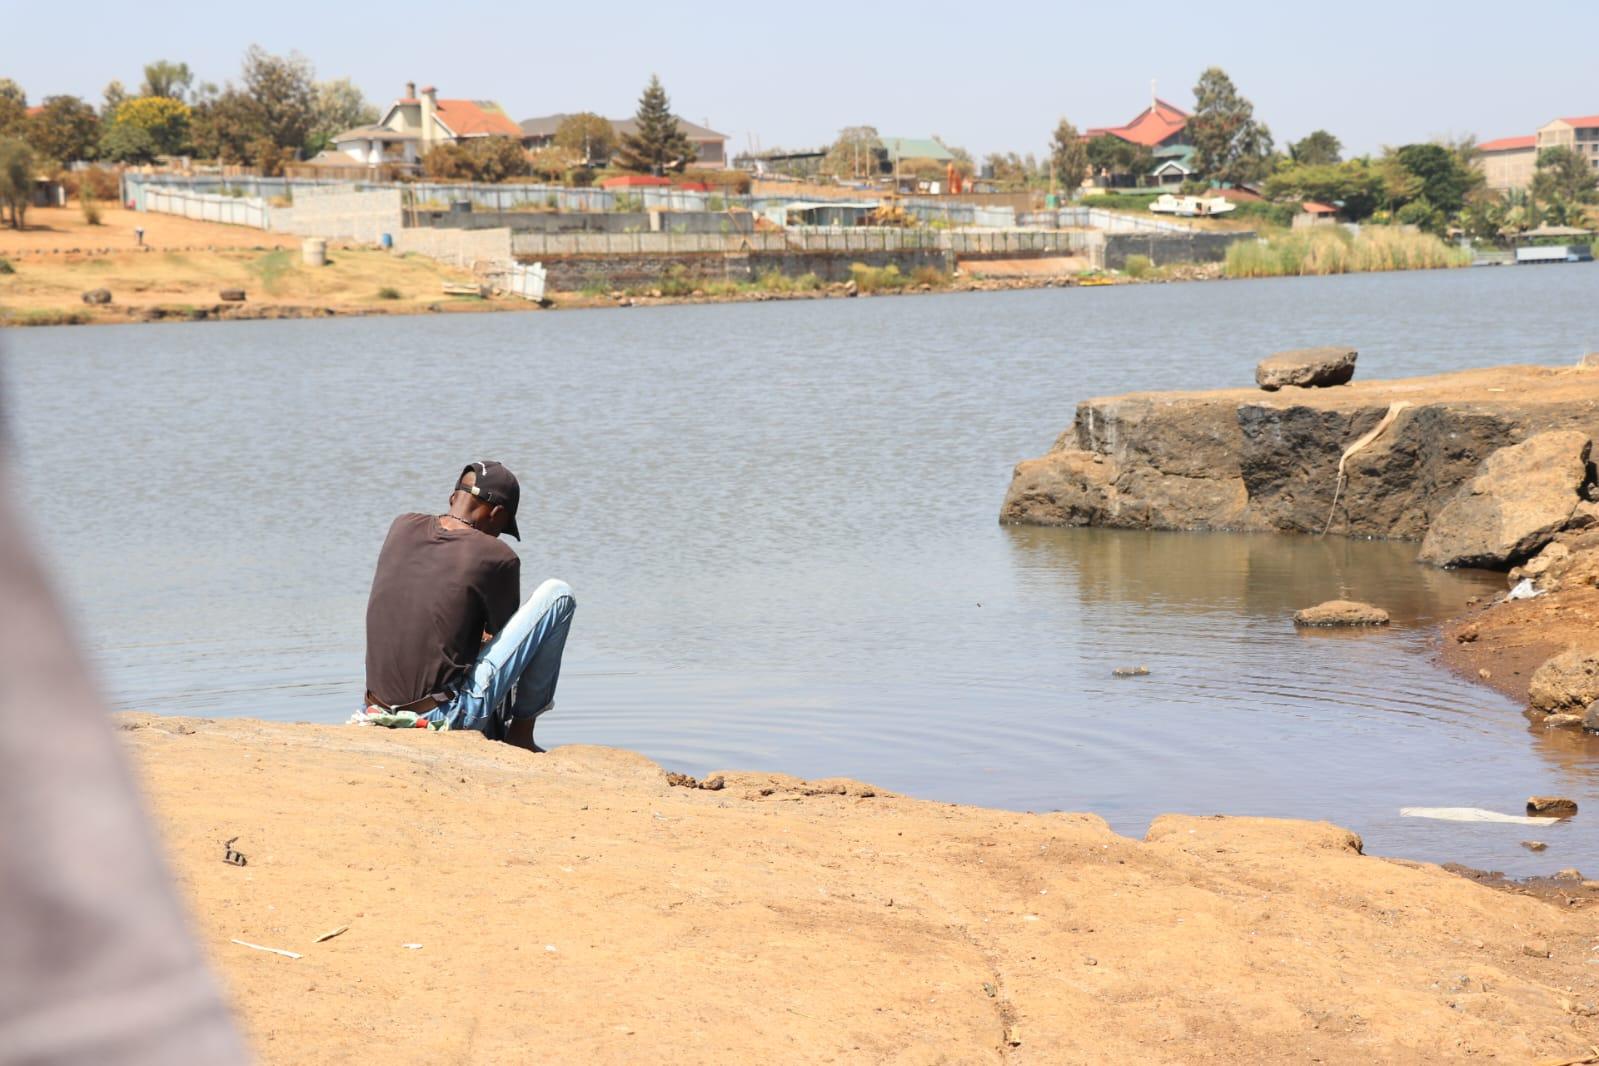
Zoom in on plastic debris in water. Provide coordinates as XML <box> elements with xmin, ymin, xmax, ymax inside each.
<box><xmin>1400</xmin><ymin>806</ymin><xmax>1549</xmax><ymax>825</ymax></box>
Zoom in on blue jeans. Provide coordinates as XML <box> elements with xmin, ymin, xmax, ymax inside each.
<box><xmin>426</xmin><ymin>578</ymin><xmax>576</xmax><ymax>739</ymax></box>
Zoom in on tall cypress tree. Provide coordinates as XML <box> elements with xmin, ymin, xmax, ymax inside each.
<box><xmin>616</xmin><ymin>75</ymin><xmax>696</xmax><ymax>175</ymax></box>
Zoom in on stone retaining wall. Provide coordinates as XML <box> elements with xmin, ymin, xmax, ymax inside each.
<box><xmin>1101</xmin><ymin>231</ymin><xmax>1251</xmax><ymax>269</ymax></box>
<box><xmin>536</xmin><ymin>249</ymin><xmax>952</xmax><ymax>291</ymax></box>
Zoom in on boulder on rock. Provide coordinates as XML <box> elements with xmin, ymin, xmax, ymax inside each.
<box><xmin>81</xmin><ymin>288</ymin><xmax>111</xmax><ymax>305</ymax></box>
<box><xmin>1255</xmin><ymin>347</ymin><xmax>1357</xmax><ymax>391</ymax></box>
<box><xmin>1584</xmin><ymin>701</ymin><xmax>1599</xmax><ymax>733</ymax></box>
<box><xmin>1527</xmin><ymin>649</ymin><xmax>1599</xmax><ymax>712</ymax></box>
<box><xmin>1417</xmin><ymin>430</ymin><xmax>1592</xmax><ymax>569</ymax></box>
<box><xmin>1292</xmin><ymin>600</ymin><xmax>1391</xmax><ymax>627</ymax></box>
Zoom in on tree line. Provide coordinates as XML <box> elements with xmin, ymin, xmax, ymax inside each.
<box><xmin>0</xmin><ymin>60</ymin><xmax>716</xmax><ymax>225</ymax></box>
<box><xmin>804</xmin><ymin>65</ymin><xmax>1595</xmax><ymax>239</ymax></box>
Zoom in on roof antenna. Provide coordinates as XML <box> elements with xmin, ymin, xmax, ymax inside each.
<box><xmin>1151</xmin><ymin>78</ymin><xmax>1157</xmax><ymax>109</ymax></box>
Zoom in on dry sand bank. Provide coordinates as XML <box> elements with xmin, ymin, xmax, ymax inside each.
<box><xmin>122</xmin><ymin>714</ymin><xmax>1599</xmax><ymax>1064</ymax></box>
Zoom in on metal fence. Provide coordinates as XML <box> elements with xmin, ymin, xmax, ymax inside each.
<box><xmin>478</xmin><ymin>261</ymin><xmax>548</xmax><ymax>302</ymax></box>
<box><xmin>143</xmin><ymin>187</ymin><xmax>273</xmax><ymax>227</ymax></box>
<box><xmin>507</xmin><ymin>227</ymin><xmax>1090</xmax><ymax>258</ymax></box>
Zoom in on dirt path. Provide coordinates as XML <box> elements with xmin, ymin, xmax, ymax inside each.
<box><xmin>122</xmin><ymin>714</ymin><xmax>1599</xmax><ymax>1064</ymax></box>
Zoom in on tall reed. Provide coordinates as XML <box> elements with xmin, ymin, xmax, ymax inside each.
<box><xmin>1225</xmin><ymin>226</ymin><xmax>1471</xmax><ymax>278</ymax></box>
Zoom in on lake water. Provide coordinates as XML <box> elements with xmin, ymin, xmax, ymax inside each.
<box><xmin>6</xmin><ymin>264</ymin><xmax>1599</xmax><ymax>875</ymax></box>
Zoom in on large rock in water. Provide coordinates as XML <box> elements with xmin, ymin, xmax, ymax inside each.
<box><xmin>1417</xmin><ymin>430</ymin><xmax>1591</xmax><ymax>568</ymax></box>
<box><xmin>999</xmin><ymin>366</ymin><xmax>1599</xmax><ymax>539</ymax></box>
<box><xmin>1255</xmin><ymin>347</ymin><xmax>1357</xmax><ymax>391</ymax></box>
<box><xmin>1527</xmin><ymin>650</ymin><xmax>1599</xmax><ymax>712</ymax></box>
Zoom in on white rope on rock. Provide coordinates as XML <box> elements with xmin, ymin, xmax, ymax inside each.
<box><xmin>1319</xmin><ymin>401</ymin><xmax>1413</xmax><ymax>537</ymax></box>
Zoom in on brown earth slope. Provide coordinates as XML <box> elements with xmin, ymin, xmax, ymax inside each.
<box><xmin>123</xmin><ymin>715</ymin><xmax>1599</xmax><ymax>1065</ymax></box>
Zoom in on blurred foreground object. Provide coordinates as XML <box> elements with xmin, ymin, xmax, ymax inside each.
<box><xmin>0</xmin><ymin>456</ymin><xmax>247</xmax><ymax>1061</ymax></box>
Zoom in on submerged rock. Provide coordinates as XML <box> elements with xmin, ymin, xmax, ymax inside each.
<box><xmin>1255</xmin><ymin>346</ymin><xmax>1358</xmax><ymax>391</ymax></box>
<box><xmin>1528</xmin><ymin>649</ymin><xmax>1599</xmax><ymax>712</ymax></box>
<box><xmin>1292</xmin><ymin>600</ymin><xmax>1390</xmax><ymax>627</ymax></box>
<box><xmin>1418</xmin><ymin>430</ymin><xmax>1592</xmax><ymax>569</ymax></box>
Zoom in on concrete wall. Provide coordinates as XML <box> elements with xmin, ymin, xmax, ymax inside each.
<box><xmin>537</xmin><ymin>249</ymin><xmax>952</xmax><ymax>291</ymax></box>
<box><xmin>1101</xmin><ymin>231</ymin><xmax>1253</xmax><ymax>269</ymax></box>
<box><xmin>391</xmin><ymin>226</ymin><xmax>512</xmax><ymax>267</ymax></box>
<box><xmin>270</xmin><ymin>188</ymin><xmax>404</xmax><ymax>243</ymax></box>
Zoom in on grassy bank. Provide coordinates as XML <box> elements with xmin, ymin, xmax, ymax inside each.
<box><xmin>1225</xmin><ymin>225</ymin><xmax>1471</xmax><ymax>278</ymax></box>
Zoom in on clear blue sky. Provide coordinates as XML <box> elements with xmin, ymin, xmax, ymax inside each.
<box><xmin>7</xmin><ymin>0</ymin><xmax>1597</xmax><ymax>160</ymax></box>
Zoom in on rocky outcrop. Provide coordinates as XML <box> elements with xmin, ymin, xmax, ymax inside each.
<box><xmin>1527</xmin><ymin>649</ymin><xmax>1599</xmax><ymax>712</ymax></box>
<box><xmin>1292</xmin><ymin>600</ymin><xmax>1390</xmax><ymax>627</ymax></box>
<box><xmin>1001</xmin><ymin>365</ymin><xmax>1599</xmax><ymax>545</ymax></box>
<box><xmin>1416</xmin><ymin>430</ymin><xmax>1591</xmax><ymax>568</ymax></box>
<box><xmin>1255</xmin><ymin>347</ymin><xmax>1357</xmax><ymax>391</ymax></box>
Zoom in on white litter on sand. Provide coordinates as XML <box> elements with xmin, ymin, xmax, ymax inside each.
<box><xmin>1400</xmin><ymin>807</ymin><xmax>1550</xmax><ymax>825</ymax></box>
<box><xmin>230</xmin><ymin>938</ymin><xmax>302</xmax><ymax>959</ymax></box>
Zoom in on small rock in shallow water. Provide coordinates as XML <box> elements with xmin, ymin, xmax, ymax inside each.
<box><xmin>1111</xmin><ymin>666</ymin><xmax>1150</xmax><ymax>678</ymax></box>
<box><xmin>1456</xmin><ymin>624</ymin><xmax>1480</xmax><ymax>643</ymax></box>
<box><xmin>1292</xmin><ymin>600</ymin><xmax>1390</xmax><ymax>627</ymax></box>
<box><xmin>1553</xmin><ymin>868</ymin><xmax>1583</xmax><ymax>881</ymax></box>
<box><xmin>1521</xmin><ymin>840</ymin><xmax>1548</xmax><ymax>851</ymax></box>
<box><xmin>1583</xmin><ymin>701</ymin><xmax>1599</xmax><ymax>732</ymax></box>
<box><xmin>1527</xmin><ymin>796</ymin><xmax>1579</xmax><ymax>817</ymax></box>
<box><xmin>1544</xmin><ymin>713</ymin><xmax>1584</xmax><ymax>728</ymax></box>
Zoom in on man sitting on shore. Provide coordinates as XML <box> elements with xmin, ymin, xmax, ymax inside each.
<box><xmin>362</xmin><ymin>460</ymin><xmax>575</xmax><ymax>751</ymax></box>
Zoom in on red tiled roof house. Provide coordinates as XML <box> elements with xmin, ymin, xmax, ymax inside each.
<box><xmin>1085</xmin><ymin>98</ymin><xmax>1191</xmax><ymax>151</ymax></box>
<box><xmin>332</xmin><ymin>82</ymin><xmax>524</xmax><ymax>170</ymax></box>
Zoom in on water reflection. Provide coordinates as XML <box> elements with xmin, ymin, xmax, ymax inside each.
<box><xmin>1004</xmin><ymin>524</ymin><xmax>1495</xmax><ymax>625</ymax></box>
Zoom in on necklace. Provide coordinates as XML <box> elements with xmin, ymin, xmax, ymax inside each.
<box><xmin>439</xmin><ymin>513</ymin><xmax>478</xmax><ymax>531</ymax></box>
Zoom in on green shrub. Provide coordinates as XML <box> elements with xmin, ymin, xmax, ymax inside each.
<box><xmin>707</xmin><ymin>195</ymin><xmax>725</xmax><ymax>211</ymax></box>
<box><xmin>658</xmin><ymin>264</ymin><xmax>697</xmax><ymax>296</ymax></box>
<box><xmin>849</xmin><ymin>262</ymin><xmax>910</xmax><ymax>293</ymax></box>
<box><xmin>0</xmin><ymin>257</ymin><xmax>14</xmax><ymax>274</ymax></box>
<box><xmin>5</xmin><ymin>308</ymin><xmax>91</xmax><ymax>326</ymax></box>
<box><xmin>910</xmin><ymin>264</ymin><xmax>949</xmax><ymax>287</ymax></box>
<box><xmin>376</xmin><ymin>286</ymin><xmax>402</xmax><ymax>300</ymax></box>
<box><xmin>1122</xmin><ymin>254</ymin><xmax>1152</xmax><ymax>278</ymax></box>
<box><xmin>80</xmin><ymin>188</ymin><xmax>103</xmax><ymax>226</ymax></box>
<box><xmin>579</xmin><ymin>275</ymin><xmax>611</xmax><ymax>297</ymax></box>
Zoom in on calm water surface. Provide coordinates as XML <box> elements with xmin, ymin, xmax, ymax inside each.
<box><xmin>7</xmin><ymin>265</ymin><xmax>1599</xmax><ymax>875</ymax></box>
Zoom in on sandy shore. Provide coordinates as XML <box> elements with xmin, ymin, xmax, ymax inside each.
<box><xmin>121</xmin><ymin>713</ymin><xmax>1598</xmax><ymax>1064</ymax></box>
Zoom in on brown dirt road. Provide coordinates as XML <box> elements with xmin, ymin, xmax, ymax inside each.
<box><xmin>0</xmin><ymin>207</ymin><xmax>495</xmax><ymax>324</ymax></box>
<box><xmin>122</xmin><ymin>714</ymin><xmax>1599</xmax><ymax>1065</ymax></box>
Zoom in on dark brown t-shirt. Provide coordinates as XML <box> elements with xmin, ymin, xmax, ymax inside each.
<box><xmin>364</xmin><ymin>513</ymin><xmax>520</xmax><ymax>707</ymax></box>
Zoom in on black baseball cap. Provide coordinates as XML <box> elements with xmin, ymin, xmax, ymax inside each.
<box><xmin>456</xmin><ymin>460</ymin><xmax>521</xmax><ymax>540</ymax></box>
